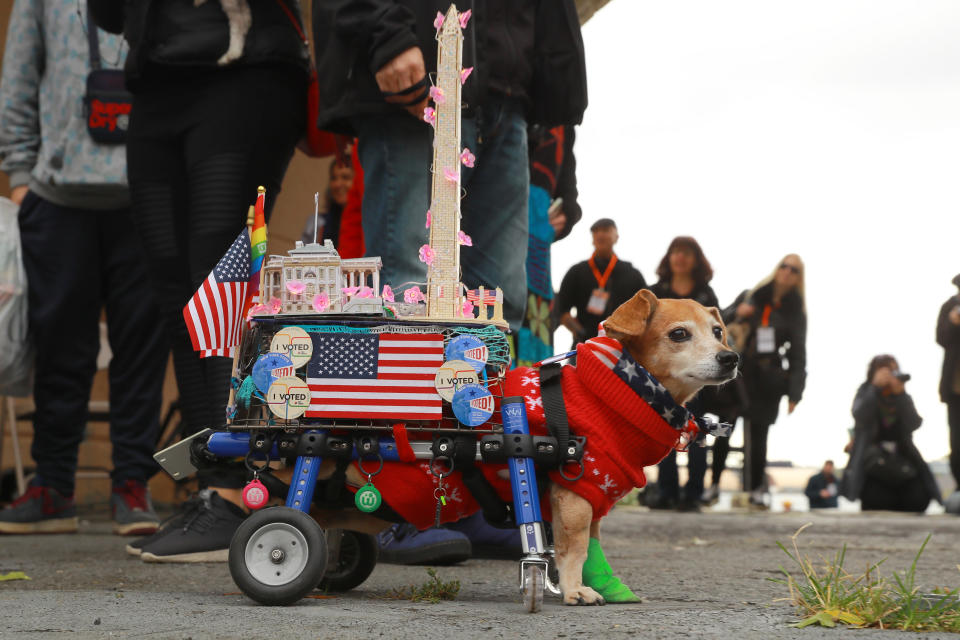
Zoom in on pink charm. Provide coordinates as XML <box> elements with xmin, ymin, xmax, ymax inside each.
<box><xmin>457</xmin><ymin>230</ymin><xmax>473</xmax><ymax>246</ymax></box>
<box><xmin>285</xmin><ymin>280</ymin><xmax>305</xmax><ymax>296</ymax></box>
<box><xmin>267</xmin><ymin>297</ymin><xmax>282</xmax><ymax>314</ymax></box>
<box><xmin>312</xmin><ymin>292</ymin><xmax>329</xmax><ymax>313</ymax></box>
<box><xmin>425</xmin><ymin>209</ymin><xmax>432</xmax><ymax>229</ymax></box>
<box><xmin>443</xmin><ymin>167</ymin><xmax>459</xmax><ymax>183</ymax></box>
<box><xmin>357</xmin><ymin>286</ymin><xmax>375</xmax><ymax>298</ymax></box>
<box><xmin>423</xmin><ymin>106</ymin><xmax>436</xmax><ymax>126</ymax></box>
<box><xmin>404</xmin><ymin>287</ymin><xmax>425</xmax><ymax>304</ymax></box>
<box><xmin>461</xmin><ymin>299</ymin><xmax>475</xmax><ymax>316</ymax></box>
<box><xmin>434</xmin><ymin>11</ymin><xmax>444</xmax><ymax>30</ymax></box>
<box><xmin>460</xmin><ymin>148</ymin><xmax>475</xmax><ymax>168</ymax></box>
<box><xmin>429</xmin><ymin>86</ymin><xmax>445</xmax><ymax>105</ymax></box>
<box><xmin>246</xmin><ymin>303</ymin><xmax>267</xmax><ymax>321</ymax></box>
<box><xmin>242</xmin><ymin>478</ymin><xmax>269</xmax><ymax>510</ymax></box>
<box><xmin>458</xmin><ymin>9</ymin><xmax>472</xmax><ymax>29</ymax></box>
<box><xmin>382</xmin><ymin>285</ymin><xmax>395</xmax><ymax>302</ymax></box>
<box><xmin>460</xmin><ymin>67</ymin><xmax>473</xmax><ymax>85</ymax></box>
<box><xmin>341</xmin><ymin>286</ymin><xmax>359</xmax><ymax>297</ymax></box>
<box><xmin>418</xmin><ymin>244</ymin><xmax>435</xmax><ymax>265</ymax></box>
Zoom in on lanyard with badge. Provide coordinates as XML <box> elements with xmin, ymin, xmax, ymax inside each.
<box><xmin>586</xmin><ymin>253</ymin><xmax>617</xmax><ymax>315</ymax></box>
<box><xmin>756</xmin><ymin>304</ymin><xmax>777</xmax><ymax>354</ymax></box>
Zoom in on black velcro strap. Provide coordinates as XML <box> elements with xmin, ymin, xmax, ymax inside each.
<box><xmin>539</xmin><ymin>363</ymin><xmax>570</xmax><ymax>456</ymax></box>
<box><xmin>380</xmin><ymin>76</ymin><xmax>429</xmax><ymax>97</ymax></box>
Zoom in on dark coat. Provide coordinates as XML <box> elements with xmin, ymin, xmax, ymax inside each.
<box><xmin>724</xmin><ymin>283</ymin><xmax>806</xmax><ymax>425</ymax></box>
<box><xmin>649</xmin><ymin>280</ymin><xmax>719</xmax><ymax>308</ymax></box>
<box><xmin>937</xmin><ymin>294</ymin><xmax>960</xmax><ymax>402</ymax></box>
<box><xmin>804</xmin><ymin>471</ymin><xmax>839</xmax><ymax>508</ymax></box>
<box><xmin>840</xmin><ymin>383</ymin><xmax>941</xmax><ymax>504</ymax></box>
<box><xmin>311</xmin><ymin>0</ymin><xmax>587</xmax><ymax>133</ymax></box>
<box><xmin>89</xmin><ymin>0</ymin><xmax>310</xmax><ymax>89</ymax></box>
<box><xmin>528</xmin><ymin>125</ymin><xmax>581</xmax><ymax>240</ymax></box>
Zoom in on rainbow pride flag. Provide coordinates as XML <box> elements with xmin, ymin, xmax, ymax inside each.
<box><xmin>246</xmin><ymin>186</ymin><xmax>268</xmax><ymax>312</ymax></box>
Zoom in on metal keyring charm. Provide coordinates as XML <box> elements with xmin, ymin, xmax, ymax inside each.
<box><xmin>558</xmin><ymin>459</ymin><xmax>585</xmax><ymax>482</ymax></box>
<box><xmin>430</xmin><ymin>456</ymin><xmax>454</xmax><ymax>478</ymax></box>
<box><xmin>356</xmin><ymin>452</ymin><xmax>384</xmax><ymax>478</ymax></box>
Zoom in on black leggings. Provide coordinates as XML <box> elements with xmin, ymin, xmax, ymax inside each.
<box><xmin>744</xmin><ymin>420</ymin><xmax>771</xmax><ymax>491</ymax></box>
<box><xmin>126</xmin><ymin>64</ymin><xmax>305</xmax><ymax>434</ymax></box>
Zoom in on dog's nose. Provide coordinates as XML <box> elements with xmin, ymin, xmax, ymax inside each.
<box><xmin>716</xmin><ymin>350</ymin><xmax>739</xmax><ymax>370</ymax></box>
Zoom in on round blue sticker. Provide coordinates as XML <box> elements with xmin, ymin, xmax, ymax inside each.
<box><xmin>451</xmin><ymin>384</ymin><xmax>494</xmax><ymax>427</ymax></box>
<box><xmin>252</xmin><ymin>352</ymin><xmax>295</xmax><ymax>393</ymax></box>
<box><xmin>445</xmin><ymin>335</ymin><xmax>488</xmax><ymax>373</ymax></box>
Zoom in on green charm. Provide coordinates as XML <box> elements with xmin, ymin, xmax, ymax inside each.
<box><xmin>354</xmin><ymin>482</ymin><xmax>382</xmax><ymax>513</ymax></box>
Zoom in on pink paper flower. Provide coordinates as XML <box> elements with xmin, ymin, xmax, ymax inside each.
<box><xmin>418</xmin><ymin>244</ymin><xmax>435</xmax><ymax>266</ymax></box>
<box><xmin>404</xmin><ymin>287</ymin><xmax>425</xmax><ymax>304</ymax></box>
<box><xmin>461</xmin><ymin>299</ymin><xmax>475</xmax><ymax>316</ymax></box>
<box><xmin>382</xmin><ymin>285</ymin><xmax>395</xmax><ymax>302</ymax></box>
<box><xmin>312</xmin><ymin>293</ymin><xmax>329</xmax><ymax>313</ymax></box>
<box><xmin>267</xmin><ymin>297</ymin><xmax>282</xmax><ymax>314</ymax></box>
<box><xmin>423</xmin><ymin>106</ymin><xmax>436</xmax><ymax>126</ymax></box>
<box><xmin>341</xmin><ymin>286</ymin><xmax>359</xmax><ymax>297</ymax></box>
<box><xmin>457</xmin><ymin>230</ymin><xmax>473</xmax><ymax>246</ymax></box>
<box><xmin>458</xmin><ymin>9</ymin><xmax>472</xmax><ymax>29</ymax></box>
<box><xmin>246</xmin><ymin>303</ymin><xmax>267</xmax><ymax>321</ymax></box>
<box><xmin>434</xmin><ymin>11</ymin><xmax>444</xmax><ymax>30</ymax></box>
<box><xmin>357</xmin><ymin>286</ymin><xmax>375</xmax><ymax>298</ymax></box>
<box><xmin>429</xmin><ymin>86</ymin><xmax>445</xmax><ymax>105</ymax></box>
<box><xmin>460</xmin><ymin>67</ymin><xmax>473</xmax><ymax>85</ymax></box>
<box><xmin>443</xmin><ymin>167</ymin><xmax>459</xmax><ymax>183</ymax></box>
<box><xmin>425</xmin><ymin>209</ymin><xmax>432</xmax><ymax>229</ymax></box>
<box><xmin>460</xmin><ymin>148</ymin><xmax>475</xmax><ymax>168</ymax></box>
<box><xmin>285</xmin><ymin>280</ymin><xmax>305</xmax><ymax>296</ymax></box>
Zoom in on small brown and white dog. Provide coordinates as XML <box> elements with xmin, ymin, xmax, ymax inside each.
<box><xmin>278</xmin><ymin>290</ymin><xmax>739</xmax><ymax>605</ymax></box>
<box><xmin>195</xmin><ymin>0</ymin><xmax>252</xmax><ymax>65</ymax></box>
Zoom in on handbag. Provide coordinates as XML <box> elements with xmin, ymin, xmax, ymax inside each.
<box><xmin>82</xmin><ymin>3</ymin><xmax>131</xmax><ymax>144</ymax></box>
<box><xmin>273</xmin><ymin>0</ymin><xmax>338</xmax><ymax>158</ymax></box>
<box><xmin>863</xmin><ymin>443</ymin><xmax>918</xmax><ymax>486</ymax></box>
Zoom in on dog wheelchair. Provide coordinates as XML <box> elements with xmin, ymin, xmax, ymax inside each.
<box><xmin>156</xmin><ymin>315</ymin><xmax>586</xmax><ymax>612</ymax></box>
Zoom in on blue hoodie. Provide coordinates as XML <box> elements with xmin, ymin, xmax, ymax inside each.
<box><xmin>0</xmin><ymin>0</ymin><xmax>129</xmax><ymax>209</ymax></box>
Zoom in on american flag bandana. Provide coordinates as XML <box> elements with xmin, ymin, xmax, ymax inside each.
<box><xmin>580</xmin><ymin>337</ymin><xmax>732</xmax><ymax>440</ymax></box>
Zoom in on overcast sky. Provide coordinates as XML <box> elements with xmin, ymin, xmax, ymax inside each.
<box><xmin>552</xmin><ymin>0</ymin><xmax>960</xmax><ymax>468</ymax></box>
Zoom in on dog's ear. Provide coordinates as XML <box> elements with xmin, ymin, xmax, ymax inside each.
<box><xmin>706</xmin><ymin>306</ymin><xmax>730</xmax><ymax>346</ymax></box>
<box><xmin>604</xmin><ymin>289</ymin><xmax>658</xmax><ymax>337</ymax></box>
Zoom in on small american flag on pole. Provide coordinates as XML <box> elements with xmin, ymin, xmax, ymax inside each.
<box><xmin>306</xmin><ymin>332</ymin><xmax>443</xmax><ymax>420</ymax></box>
<box><xmin>465</xmin><ymin>288</ymin><xmax>499</xmax><ymax>304</ymax></box>
<box><xmin>182</xmin><ymin>230</ymin><xmax>251</xmax><ymax>358</ymax></box>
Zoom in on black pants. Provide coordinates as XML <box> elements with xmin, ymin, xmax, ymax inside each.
<box><xmin>657</xmin><ymin>442</ymin><xmax>707</xmax><ymax>503</ymax></box>
<box><xmin>18</xmin><ymin>192</ymin><xmax>167</xmax><ymax>495</ymax></box>
<box><xmin>744</xmin><ymin>420</ymin><xmax>771</xmax><ymax>491</ymax></box>
<box><xmin>860</xmin><ymin>477</ymin><xmax>929</xmax><ymax>513</ymax></box>
<box><xmin>709</xmin><ymin>416</ymin><xmax>738</xmax><ymax>488</ymax></box>
<box><xmin>126</xmin><ymin>64</ymin><xmax>305</xmax><ymax>434</ymax></box>
<box><xmin>949</xmin><ymin>398</ymin><xmax>960</xmax><ymax>489</ymax></box>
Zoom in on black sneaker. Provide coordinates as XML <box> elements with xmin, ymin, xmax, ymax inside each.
<box><xmin>377</xmin><ymin>523</ymin><xmax>471</xmax><ymax>565</ymax></box>
<box><xmin>125</xmin><ymin>493</ymin><xmax>203</xmax><ymax>556</ymax></box>
<box><xmin>139</xmin><ymin>490</ymin><xmax>246</xmax><ymax>563</ymax></box>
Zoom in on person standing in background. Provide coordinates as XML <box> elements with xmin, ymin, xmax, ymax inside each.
<box><xmin>301</xmin><ymin>158</ymin><xmax>354</xmax><ymax>248</ymax></box>
<box><xmin>554</xmin><ymin>218</ymin><xmax>646</xmax><ymax>348</ymax></box>
<box><xmin>937</xmin><ymin>273</ymin><xmax>960</xmax><ymax>495</ymax></box>
<box><xmin>0</xmin><ymin>0</ymin><xmax>166</xmax><ymax>535</ymax></box>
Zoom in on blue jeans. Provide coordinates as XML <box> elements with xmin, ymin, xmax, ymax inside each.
<box><xmin>354</xmin><ymin>98</ymin><xmax>530</xmax><ymax>330</ymax></box>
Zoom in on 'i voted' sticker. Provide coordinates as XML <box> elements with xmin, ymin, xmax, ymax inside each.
<box><xmin>451</xmin><ymin>384</ymin><xmax>494</xmax><ymax>427</ymax></box>
<box><xmin>252</xmin><ymin>352</ymin><xmax>295</xmax><ymax>393</ymax></box>
<box><xmin>434</xmin><ymin>359</ymin><xmax>480</xmax><ymax>402</ymax></box>
<box><xmin>266</xmin><ymin>376</ymin><xmax>311</xmax><ymax>419</ymax></box>
<box><xmin>445</xmin><ymin>335</ymin><xmax>488</xmax><ymax>373</ymax></box>
<box><xmin>270</xmin><ymin>326</ymin><xmax>313</xmax><ymax>368</ymax></box>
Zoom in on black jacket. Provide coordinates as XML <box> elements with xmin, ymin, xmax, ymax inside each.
<box><xmin>804</xmin><ymin>471</ymin><xmax>839</xmax><ymax>508</ymax></box>
<box><xmin>725</xmin><ymin>283</ymin><xmax>806</xmax><ymax>425</ymax></box>
<box><xmin>311</xmin><ymin>0</ymin><xmax>587</xmax><ymax>133</ymax></box>
<box><xmin>937</xmin><ymin>294</ymin><xmax>960</xmax><ymax>402</ymax></box>
<box><xmin>840</xmin><ymin>383</ymin><xmax>941</xmax><ymax>504</ymax></box>
<box><xmin>89</xmin><ymin>0</ymin><xmax>310</xmax><ymax>89</ymax></box>
<box><xmin>528</xmin><ymin>125</ymin><xmax>580</xmax><ymax>240</ymax></box>
<box><xmin>649</xmin><ymin>280</ymin><xmax>719</xmax><ymax>308</ymax></box>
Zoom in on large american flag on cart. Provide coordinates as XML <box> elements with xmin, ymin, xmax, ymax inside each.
<box><xmin>305</xmin><ymin>332</ymin><xmax>444</xmax><ymax>420</ymax></box>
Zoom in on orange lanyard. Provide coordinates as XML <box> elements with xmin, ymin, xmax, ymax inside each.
<box><xmin>760</xmin><ymin>303</ymin><xmax>780</xmax><ymax>327</ymax></box>
<box><xmin>588</xmin><ymin>253</ymin><xmax>618</xmax><ymax>290</ymax></box>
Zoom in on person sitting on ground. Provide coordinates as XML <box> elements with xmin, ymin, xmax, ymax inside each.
<box><xmin>804</xmin><ymin>460</ymin><xmax>839</xmax><ymax>509</ymax></box>
<box><xmin>840</xmin><ymin>355</ymin><xmax>941</xmax><ymax>513</ymax></box>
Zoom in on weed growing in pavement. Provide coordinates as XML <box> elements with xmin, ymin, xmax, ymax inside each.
<box><xmin>772</xmin><ymin>523</ymin><xmax>960</xmax><ymax>632</ymax></box>
<box><xmin>383</xmin><ymin>568</ymin><xmax>461</xmax><ymax>604</ymax></box>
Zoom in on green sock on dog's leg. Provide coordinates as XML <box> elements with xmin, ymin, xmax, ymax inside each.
<box><xmin>581</xmin><ymin>537</ymin><xmax>641</xmax><ymax>603</ymax></box>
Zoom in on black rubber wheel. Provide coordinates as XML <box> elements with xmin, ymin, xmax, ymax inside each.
<box><xmin>319</xmin><ymin>529</ymin><xmax>379</xmax><ymax>592</ymax></box>
<box><xmin>229</xmin><ymin>507</ymin><xmax>328</xmax><ymax>606</ymax></box>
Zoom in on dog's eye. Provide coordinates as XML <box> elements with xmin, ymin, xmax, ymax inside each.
<box><xmin>669</xmin><ymin>328</ymin><xmax>691</xmax><ymax>342</ymax></box>
<box><xmin>713</xmin><ymin>326</ymin><xmax>723</xmax><ymax>341</ymax></box>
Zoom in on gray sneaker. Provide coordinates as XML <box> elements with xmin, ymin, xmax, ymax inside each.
<box><xmin>0</xmin><ymin>485</ymin><xmax>78</xmax><ymax>534</ymax></box>
<box><xmin>112</xmin><ymin>480</ymin><xmax>160</xmax><ymax>536</ymax></box>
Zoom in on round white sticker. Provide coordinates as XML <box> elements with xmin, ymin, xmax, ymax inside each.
<box><xmin>433</xmin><ymin>359</ymin><xmax>480</xmax><ymax>402</ymax></box>
<box><xmin>266</xmin><ymin>376</ymin><xmax>311</xmax><ymax>419</ymax></box>
<box><xmin>270</xmin><ymin>326</ymin><xmax>313</xmax><ymax>369</ymax></box>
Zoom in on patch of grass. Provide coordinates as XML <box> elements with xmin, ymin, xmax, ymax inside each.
<box><xmin>772</xmin><ymin>523</ymin><xmax>960</xmax><ymax>632</ymax></box>
<box><xmin>383</xmin><ymin>568</ymin><xmax>461</xmax><ymax>604</ymax></box>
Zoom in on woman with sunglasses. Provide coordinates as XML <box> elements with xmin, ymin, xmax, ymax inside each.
<box><xmin>724</xmin><ymin>254</ymin><xmax>807</xmax><ymax>509</ymax></box>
